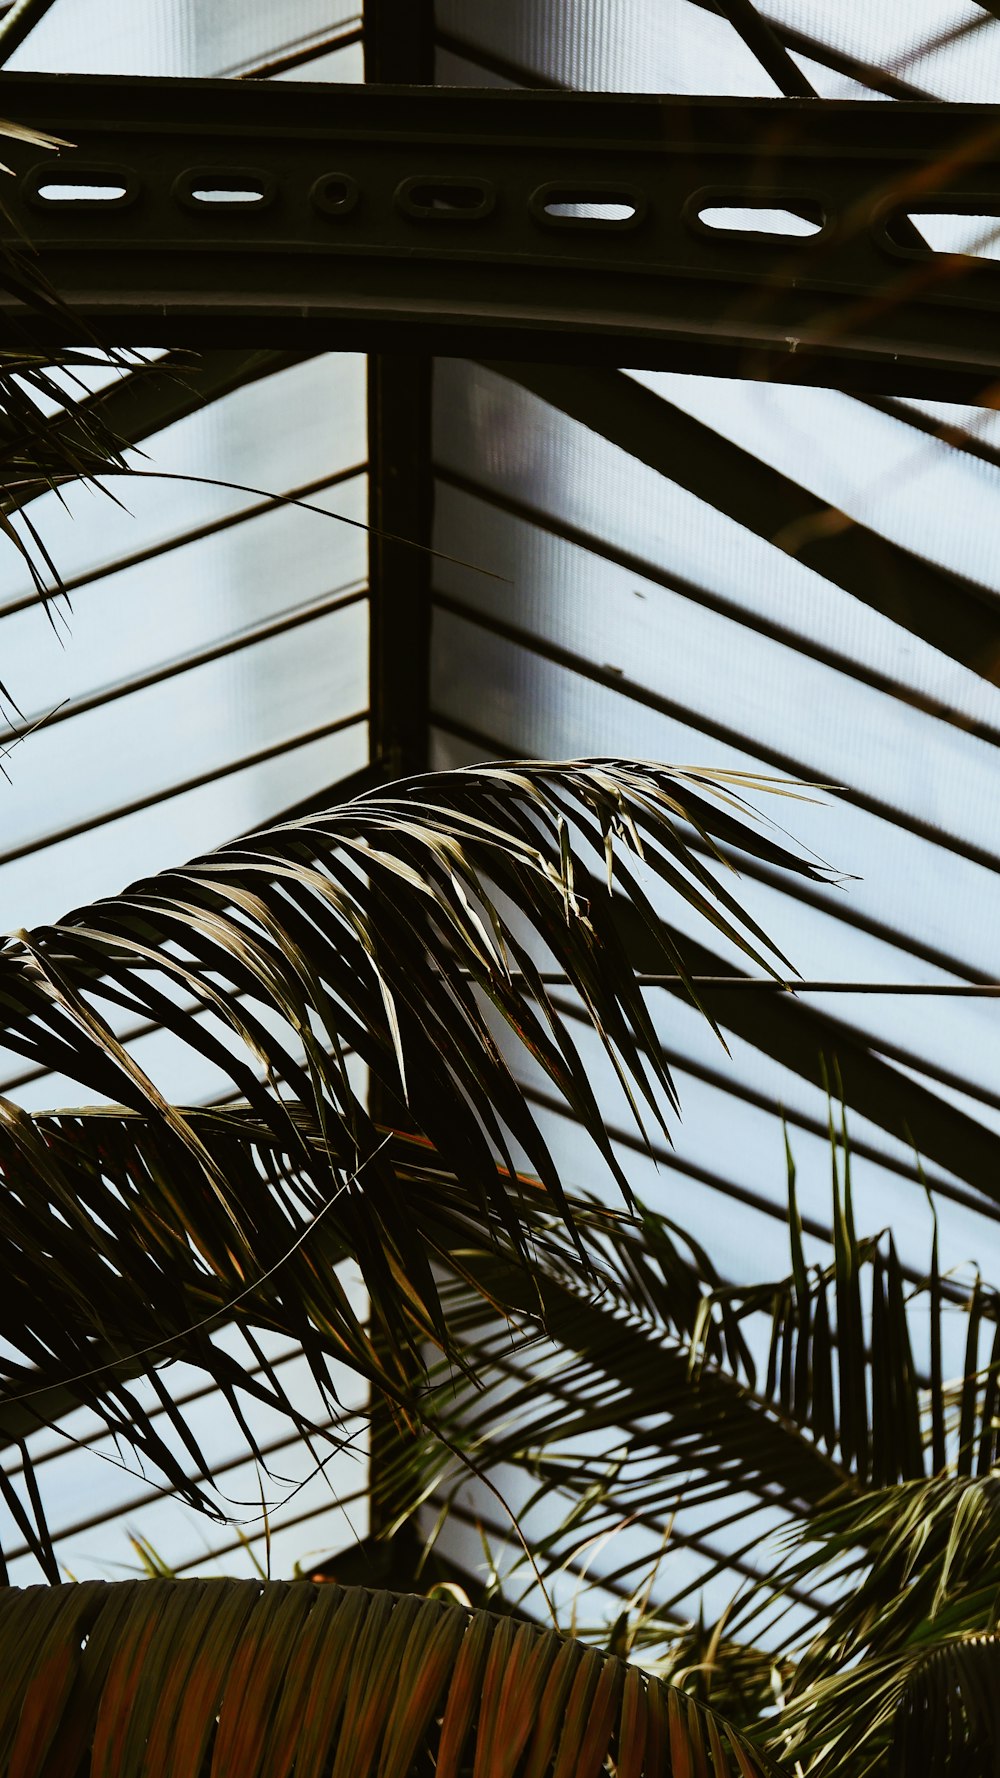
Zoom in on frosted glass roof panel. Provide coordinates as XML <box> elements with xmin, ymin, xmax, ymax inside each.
<box><xmin>7</xmin><ymin>1</ymin><xmax>361</xmax><ymax>78</ymax></box>
<box><xmin>430</xmin><ymin>604</ymin><xmax>1000</xmax><ymax>987</ymax></box>
<box><xmin>437</xmin><ymin>0</ymin><xmax>780</xmax><ymax>93</ymax></box>
<box><xmin>439</xmin><ymin>0</ymin><xmax>1000</xmax><ymax>103</ymax></box>
<box><xmin>0</xmin><ymin>0</ymin><xmax>375</xmax><ymax>1596</ymax></box>
<box><xmin>629</xmin><ymin>370</ymin><xmax>1000</xmax><ymax>600</ymax></box>
<box><xmin>2</xmin><ymin>599</ymin><xmax>368</xmax><ymax>857</ymax></box>
<box><xmin>0</xmin><ymin>354</ymin><xmax>366</xmax><ymax>607</ymax></box>
<box><xmin>763</xmin><ymin>0</ymin><xmax>998</xmax><ymax>97</ymax></box>
<box><xmin>2</xmin><ymin>1290</ymin><xmax>370</xmax><ymax>1586</ymax></box>
<box><xmin>0</xmin><ymin>717</ymin><xmax>367</xmax><ymax>940</ymax></box>
<box><xmin>432</xmin><ymin>487</ymin><xmax>1000</xmax><ymax>873</ymax></box>
<box><xmin>433</xmin><ymin>360</ymin><xmax>1000</xmax><ymax>733</ymax></box>
<box><xmin>2</xmin><ymin>483</ymin><xmax>366</xmax><ymax>722</ymax></box>
<box><xmin>0</xmin><ymin>353</ymin><xmax>368</xmax><ymax>924</ymax></box>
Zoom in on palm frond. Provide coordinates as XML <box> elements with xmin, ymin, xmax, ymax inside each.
<box><xmin>689</xmin><ymin>1128</ymin><xmax>1000</xmax><ymax>1492</ymax></box>
<box><xmin>0</xmin><ymin>1577</ymin><xmax>787</xmax><ymax>1778</ymax></box>
<box><xmin>765</xmin><ymin>1477</ymin><xmax>1000</xmax><ymax>1775</ymax></box>
<box><xmin>374</xmin><ymin>1122</ymin><xmax>1000</xmax><ymax>1729</ymax></box>
<box><xmin>368</xmin><ymin>1190</ymin><xmax>852</xmax><ymax>1588</ymax></box>
<box><xmin>0</xmin><ymin>758</ymin><xmax>829</xmax><ymax>1571</ymax></box>
<box><xmin>654</xmin><ymin>1610</ymin><xmax>793</xmax><ymax>1728</ymax></box>
<box><xmin>0</xmin><ymin>119</ymin><xmax>153</xmax><ymax>638</ymax></box>
<box><xmin>0</xmin><ymin>347</ymin><xmax>144</xmax><ymax>644</ymax></box>
<box><xmin>888</xmin><ymin>1632</ymin><xmax>1000</xmax><ymax>1778</ymax></box>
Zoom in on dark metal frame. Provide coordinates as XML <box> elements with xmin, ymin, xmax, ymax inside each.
<box><xmin>362</xmin><ymin>0</ymin><xmax>434</xmax><ymax>1546</ymax></box>
<box><xmin>364</xmin><ymin>0</ymin><xmax>434</xmax><ymax>782</ymax></box>
<box><xmin>5</xmin><ymin>0</ymin><xmax>1000</xmax><ymax>1594</ymax></box>
<box><xmin>3</xmin><ymin>77</ymin><xmax>1000</xmax><ymax>399</ymax></box>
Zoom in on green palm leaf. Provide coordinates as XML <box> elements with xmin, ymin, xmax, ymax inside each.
<box><xmin>766</xmin><ymin>1478</ymin><xmax>1000</xmax><ymax>1776</ymax></box>
<box><xmin>375</xmin><ymin>1128</ymin><xmax>1000</xmax><ymax>1734</ymax></box>
<box><xmin>889</xmin><ymin>1632</ymin><xmax>1000</xmax><ymax>1778</ymax></box>
<box><xmin>375</xmin><ymin>1214</ymin><xmax>850</xmax><ymax>1548</ymax></box>
<box><xmin>0</xmin><ymin>1576</ymin><xmax>786</xmax><ymax>1778</ymax></box>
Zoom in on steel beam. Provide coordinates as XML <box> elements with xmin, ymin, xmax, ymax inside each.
<box><xmin>365</xmin><ymin>1</ymin><xmax>435</xmax><ymax>781</ymax></box>
<box><xmin>3</xmin><ymin>76</ymin><xmax>1000</xmax><ymax>396</ymax></box>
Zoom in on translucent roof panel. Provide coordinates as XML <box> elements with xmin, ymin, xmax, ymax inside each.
<box><xmin>0</xmin><ymin>352</ymin><xmax>368</xmax><ymax>929</ymax></box>
<box><xmin>437</xmin><ymin>0</ymin><xmax>781</xmax><ymax>94</ymax></box>
<box><xmin>0</xmin><ymin>350</ymin><xmax>371</xmax><ymax>1584</ymax></box>
<box><xmin>428</xmin><ymin>3</ymin><xmax>1000</xmax><ymax>1632</ymax></box>
<box><xmin>0</xmin><ymin>0</ymin><xmax>372</xmax><ymax>1583</ymax></box>
<box><xmin>765</xmin><ymin>0</ymin><xmax>1000</xmax><ymax>99</ymax></box>
<box><xmin>2</xmin><ymin>1306</ymin><xmax>370</xmax><ymax>1587</ymax></box>
<box><xmin>6</xmin><ymin>1</ymin><xmax>363</xmax><ymax>79</ymax></box>
<box><xmin>438</xmin><ymin>0</ymin><xmax>1000</xmax><ymax>101</ymax></box>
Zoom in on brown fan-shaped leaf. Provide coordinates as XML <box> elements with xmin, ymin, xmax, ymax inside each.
<box><xmin>0</xmin><ymin>1579</ymin><xmax>784</xmax><ymax>1778</ymax></box>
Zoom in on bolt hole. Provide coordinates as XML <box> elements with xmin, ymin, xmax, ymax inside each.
<box><xmin>311</xmin><ymin>173</ymin><xmax>359</xmax><ymax>217</ymax></box>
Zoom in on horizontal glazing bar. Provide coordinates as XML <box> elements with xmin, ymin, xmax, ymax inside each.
<box><xmin>432</xmin><ymin>593</ymin><xmax>1000</xmax><ymax>880</ymax></box>
<box><xmin>236</xmin><ymin>23</ymin><xmax>363</xmax><ymax>80</ymax></box>
<box><xmin>509</xmin><ymin>972</ymin><xmax>1000</xmax><ymax>997</ymax></box>
<box><xmin>0</xmin><ymin>462</ymin><xmax>366</xmax><ymax>625</ymax></box>
<box><xmin>0</xmin><ymin>709</ymin><xmax>368</xmax><ymax>868</ymax></box>
<box><xmin>435</xmin><ymin>466</ymin><xmax>1000</xmax><ymax>754</ymax></box>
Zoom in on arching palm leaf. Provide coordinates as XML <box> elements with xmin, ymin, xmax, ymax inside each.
<box><xmin>376</xmin><ymin>1128</ymin><xmax>1000</xmax><ymax>1759</ymax></box>
<box><xmin>766</xmin><ymin>1478</ymin><xmax>1000</xmax><ymax>1776</ymax></box>
<box><xmin>0</xmin><ymin>757</ymin><xmax>829</xmax><ymax>1574</ymax></box>
<box><xmin>888</xmin><ymin>1631</ymin><xmax>1000</xmax><ymax>1778</ymax></box>
<box><xmin>0</xmin><ymin>1576</ymin><xmax>787</xmax><ymax>1778</ymax></box>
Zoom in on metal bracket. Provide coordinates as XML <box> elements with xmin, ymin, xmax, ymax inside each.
<box><xmin>2</xmin><ymin>74</ymin><xmax>1000</xmax><ymax>396</ymax></box>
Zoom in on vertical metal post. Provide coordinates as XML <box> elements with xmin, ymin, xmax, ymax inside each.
<box><xmin>365</xmin><ymin>0</ymin><xmax>435</xmax><ymax>782</ymax></box>
<box><xmin>363</xmin><ymin>0</ymin><xmax>435</xmax><ymax>1554</ymax></box>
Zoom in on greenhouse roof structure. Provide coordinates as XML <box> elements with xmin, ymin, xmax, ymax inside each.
<box><xmin>2</xmin><ymin>0</ymin><xmax>1000</xmax><ymax>1637</ymax></box>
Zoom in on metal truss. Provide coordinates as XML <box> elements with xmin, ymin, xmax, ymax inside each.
<box><xmin>2</xmin><ymin>74</ymin><xmax>1000</xmax><ymax>395</ymax></box>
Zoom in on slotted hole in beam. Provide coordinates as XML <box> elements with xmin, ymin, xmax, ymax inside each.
<box><xmin>190</xmin><ymin>180</ymin><xmax>268</xmax><ymax>204</ymax></box>
<box><xmin>905</xmin><ymin>212</ymin><xmax>1000</xmax><ymax>261</ymax></box>
<box><xmin>532</xmin><ymin>183</ymin><xmax>644</xmax><ymax>228</ymax></box>
<box><xmin>36</xmin><ymin>180</ymin><xmax>128</xmax><ymax>203</ymax></box>
<box><xmin>396</xmin><ymin>176</ymin><xmax>494</xmax><ymax>220</ymax></box>
<box><xmin>698</xmin><ymin>204</ymin><xmax>823</xmax><ymax>238</ymax></box>
<box><xmin>546</xmin><ymin>199</ymin><xmax>636</xmax><ymax>221</ymax></box>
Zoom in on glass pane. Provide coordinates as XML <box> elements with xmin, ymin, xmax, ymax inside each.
<box><xmin>0</xmin><ymin>716</ymin><xmax>367</xmax><ymax>967</ymax></box>
<box><xmin>437</xmin><ymin>0</ymin><xmax>780</xmax><ymax>94</ymax></box>
<box><xmin>0</xmin><ymin>354</ymin><xmax>366</xmax><ymax>609</ymax></box>
<box><xmin>3</xmin><ymin>600</ymin><xmax>368</xmax><ymax>866</ymax></box>
<box><xmin>9</xmin><ymin>1</ymin><xmax>362</xmax><ymax>78</ymax></box>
